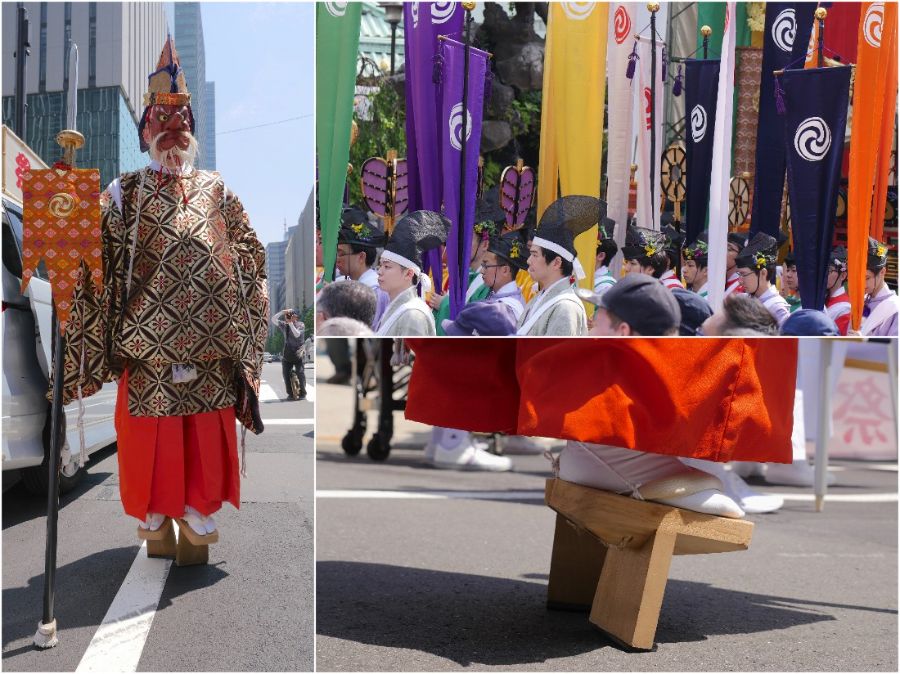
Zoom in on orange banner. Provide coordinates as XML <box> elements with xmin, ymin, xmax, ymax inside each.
<box><xmin>847</xmin><ymin>2</ymin><xmax>898</xmax><ymax>330</ymax></box>
<box><xmin>871</xmin><ymin>38</ymin><xmax>898</xmax><ymax>242</ymax></box>
<box><xmin>22</xmin><ymin>168</ymin><xmax>102</xmax><ymax>331</ymax></box>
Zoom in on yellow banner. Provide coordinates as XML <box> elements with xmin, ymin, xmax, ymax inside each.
<box><xmin>537</xmin><ymin>2</ymin><xmax>609</xmax><ymax>302</ymax></box>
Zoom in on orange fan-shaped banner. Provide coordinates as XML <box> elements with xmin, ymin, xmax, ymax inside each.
<box><xmin>21</xmin><ymin>167</ymin><xmax>102</xmax><ymax>331</ymax></box>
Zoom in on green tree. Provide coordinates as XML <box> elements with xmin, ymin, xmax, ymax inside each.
<box><xmin>348</xmin><ymin>79</ymin><xmax>407</xmax><ymax>207</ymax></box>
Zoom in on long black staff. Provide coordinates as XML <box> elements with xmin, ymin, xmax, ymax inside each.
<box><xmin>649</xmin><ymin>2</ymin><xmax>660</xmax><ymax>230</ymax></box>
<box><xmin>34</xmin><ymin>69</ymin><xmax>85</xmax><ymax>650</ymax></box>
<box><xmin>456</xmin><ymin>2</ymin><xmax>475</xmax><ymax>299</ymax></box>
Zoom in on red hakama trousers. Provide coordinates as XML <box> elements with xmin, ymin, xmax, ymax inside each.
<box><xmin>114</xmin><ymin>370</ymin><xmax>240</xmax><ymax>520</ymax></box>
<box><xmin>405</xmin><ymin>338</ymin><xmax>797</xmax><ymax>464</ymax></box>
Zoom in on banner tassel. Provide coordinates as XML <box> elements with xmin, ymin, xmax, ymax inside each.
<box><xmin>626</xmin><ymin>42</ymin><xmax>639</xmax><ymax>80</ymax></box>
<box><xmin>774</xmin><ymin>76</ymin><xmax>786</xmax><ymax>116</ymax></box>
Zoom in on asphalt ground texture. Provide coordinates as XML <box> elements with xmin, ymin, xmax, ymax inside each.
<box><xmin>3</xmin><ymin>362</ymin><xmax>314</xmax><ymax>672</ymax></box>
<box><xmin>315</xmin><ymin>349</ymin><xmax>898</xmax><ymax>672</ymax></box>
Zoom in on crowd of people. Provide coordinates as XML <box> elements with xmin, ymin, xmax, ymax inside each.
<box><xmin>315</xmin><ymin>193</ymin><xmax>899</xmax><ymax>338</ymax></box>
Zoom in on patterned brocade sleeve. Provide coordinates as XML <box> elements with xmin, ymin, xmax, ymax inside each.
<box><xmin>223</xmin><ymin>189</ymin><xmax>269</xmax><ymax>378</ymax></box>
<box><xmin>50</xmin><ymin>190</ymin><xmax>123</xmax><ymax>404</ymax></box>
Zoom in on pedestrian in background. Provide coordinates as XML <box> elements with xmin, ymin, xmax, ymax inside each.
<box><xmin>273</xmin><ymin>308</ymin><xmax>307</xmax><ymax>401</ymax></box>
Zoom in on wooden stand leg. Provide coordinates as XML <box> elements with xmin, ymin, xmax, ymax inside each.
<box><xmin>146</xmin><ymin>528</ymin><xmax>176</xmax><ymax>559</ymax></box>
<box><xmin>175</xmin><ymin>535</ymin><xmax>209</xmax><ymax>567</ymax></box>
<box><xmin>590</xmin><ymin>529</ymin><xmax>676</xmax><ymax>650</ymax></box>
<box><xmin>547</xmin><ymin>514</ymin><xmax>607</xmax><ymax>611</ymax></box>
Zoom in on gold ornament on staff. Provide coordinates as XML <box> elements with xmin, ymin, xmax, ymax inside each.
<box><xmin>700</xmin><ymin>25</ymin><xmax>712</xmax><ymax>37</ymax></box>
<box><xmin>462</xmin><ymin>1</ymin><xmax>476</xmax><ymax>11</ymax></box>
<box><xmin>647</xmin><ymin>2</ymin><xmax>660</xmax><ymax>13</ymax></box>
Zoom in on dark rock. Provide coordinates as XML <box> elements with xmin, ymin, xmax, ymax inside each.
<box><xmin>487</xmin><ymin>80</ymin><xmax>516</xmax><ymax>118</ymax></box>
<box><xmin>481</xmin><ymin>120</ymin><xmax>513</xmax><ymax>152</ymax></box>
<box><xmin>496</xmin><ymin>43</ymin><xmax>544</xmax><ymax>91</ymax></box>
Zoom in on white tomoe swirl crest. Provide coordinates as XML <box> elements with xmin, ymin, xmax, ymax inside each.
<box><xmin>691</xmin><ymin>105</ymin><xmax>707</xmax><ymax>143</ymax></box>
<box><xmin>793</xmin><ymin>117</ymin><xmax>831</xmax><ymax>162</ymax></box>
<box><xmin>324</xmin><ymin>2</ymin><xmax>348</xmax><ymax>18</ymax></box>
<box><xmin>411</xmin><ymin>2</ymin><xmax>419</xmax><ymax>28</ymax></box>
<box><xmin>771</xmin><ymin>8</ymin><xmax>797</xmax><ymax>52</ymax></box>
<box><xmin>431</xmin><ymin>2</ymin><xmax>455</xmax><ymax>24</ymax></box>
<box><xmin>864</xmin><ymin>2</ymin><xmax>884</xmax><ymax>48</ymax></box>
<box><xmin>560</xmin><ymin>2</ymin><xmax>594</xmax><ymax>21</ymax></box>
<box><xmin>449</xmin><ymin>102</ymin><xmax>473</xmax><ymax>151</ymax></box>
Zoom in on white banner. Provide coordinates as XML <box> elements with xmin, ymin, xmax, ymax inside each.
<box><xmin>707</xmin><ymin>2</ymin><xmax>737</xmax><ymax>312</ymax></box>
<box><xmin>634</xmin><ymin>34</ymin><xmax>666</xmax><ymax>231</ymax></box>
<box><xmin>606</xmin><ymin>3</ymin><xmax>640</xmax><ymax>275</ymax></box>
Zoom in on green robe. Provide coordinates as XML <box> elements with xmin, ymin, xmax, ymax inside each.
<box><xmin>433</xmin><ymin>269</ymin><xmax>491</xmax><ymax>336</ymax></box>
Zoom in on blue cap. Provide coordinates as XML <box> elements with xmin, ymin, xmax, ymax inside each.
<box><xmin>780</xmin><ymin>309</ymin><xmax>839</xmax><ymax>336</ymax></box>
<box><xmin>671</xmin><ymin>288</ymin><xmax>713</xmax><ymax>336</ymax></box>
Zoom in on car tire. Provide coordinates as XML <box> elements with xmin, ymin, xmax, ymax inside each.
<box><xmin>21</xmin><ymin>460</ymin><xmax>86</xmax><ymax>495</ymax></box>
<box><xmin>20</xmin><ymin>401</ymin><xmax>85</xmax><ymax>496</ymax></box>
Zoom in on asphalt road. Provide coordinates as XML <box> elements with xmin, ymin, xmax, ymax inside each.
<box><xmin>315</xmin><ymin>350</ymin><xmax>898</xmax><ymax>672</ymax></box>
<box><xmin>2</xmin><ymin>361</ymin><xmax>314</xmax><ymax>672</ymax></box>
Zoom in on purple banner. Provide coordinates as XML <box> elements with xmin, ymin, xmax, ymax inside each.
<box><xmin>439</xmin><ymin>36</ymin><xmax>489</xmax><ymax>319</ymax></box>
<box><xmin>684</xmin><ymin>58</ymin><xmax>720</xmax><ymax>245</ymax></box>
<box><xmin>749</xmin><ymin>2</ymin><xmax>817</xmax><ymax>237</ymax></box>
<box><xmin>783</xmin><ymin>65</ymin><xmax>851</xmax><ymax>311</ymax></box>
<box><xmin>403</xmin><ymin>2</ymin><xmax>463</xmax><ymax>282</ymax></box>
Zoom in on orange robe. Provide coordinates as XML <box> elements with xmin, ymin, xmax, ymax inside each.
<box><xmin>405</xmin><ymin>338</ymin><xmax>797</xmax><ymax>464</ymax></box>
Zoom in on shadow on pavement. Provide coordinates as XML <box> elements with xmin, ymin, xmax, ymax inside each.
<box><xmin>315</xmin><ymin>561</ymin><xmax>880</xmax><ymax>667</ymax></box>
<box><xmin>2</xmin><ymin>547</ymin><xmax>228</xmax><ymax>652</ymax></box>
<box><xmin>2</xmin><ymin>445</ymin><xmax>119</xmax><ymax>530</ymax></box>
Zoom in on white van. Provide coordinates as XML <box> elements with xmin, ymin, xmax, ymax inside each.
<box><xmin>2</xmin><ymin>126</ymin><xmax>117</xmax><ymax>494</ymax></box>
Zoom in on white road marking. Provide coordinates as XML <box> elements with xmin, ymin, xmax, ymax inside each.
<box><xmin>258</xmin><ymin>383</ymin><xmax>280</xmax><ymax>402</ymax></box>
<box><xmin>316</xmin><ymin>489</ymin><xmax>545</xmax><ymax>501</ymax></box>
<box><xmin>257</xmin><ymin>418</ymin><xmax>315</xmax><ymax>426</ymax></box>
<box><xmin>76</xmin><ymin>540</ymin><xmax>172</xmax><ymax>672</ymax></box>
<box><xmin>315</xmin><ymin>489</ymin><xmax>898</xmax><ymax>504</ymax></box>
<box><xmin>778</xmin><ymin>492</ymin><xmax>897</xmax><ymax>503</ymax></box>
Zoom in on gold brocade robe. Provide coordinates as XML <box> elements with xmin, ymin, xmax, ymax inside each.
<box><xmin>54</xmin><ymin>166</ymin><xmax>269</xmax><ymax>423</ymax></box>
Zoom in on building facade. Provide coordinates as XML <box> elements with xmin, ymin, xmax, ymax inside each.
<box><xmin>2</xmin><ymin>2</ymin><xmax>168</xmax><ymax>186</ymax></box>
<box><xmin>173</xmin><ymin>2</ymin><xmax>215</xmax><ymax>170</ymax></box>
<box><xmin>266</xmin><ymin>238</ymin><xmax>288</xmax><ymax>329</ymax></box>
<box><xmin>286</xmin><ymin>189</ymin><xmax>316</xmax><ymax>315</ymax></box>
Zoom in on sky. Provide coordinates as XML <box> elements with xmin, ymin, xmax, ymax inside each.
<box><xmin>200</xmin><ymin>2</ymin><xmax>315</xmax><ymax>247</ymax></box>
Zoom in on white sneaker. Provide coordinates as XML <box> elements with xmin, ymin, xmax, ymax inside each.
<box><xmin>427</xmin><ymin>428</ymin><xmax>512</xmax><ymax>472</ymax></box>
<box><xmin>683</xmin><ymin>459</ymin><xmax>784</xmax><ymax>514</ymax></box>
<box><xmin>501</xmin><ymin>435</ymin><xmax>546</xmax><ymax>455</ymax></box>
<box><xmin>764</xmin><ymin>459</ymin><xmax>836</xmax><ymax>487</ymax></box>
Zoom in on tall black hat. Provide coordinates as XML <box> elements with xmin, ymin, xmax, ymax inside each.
<box><xmin>682</xmin><ymin>230</ymin><xmax>709</xmax><ymax>264</ymax></box>
<box><xmin>661</xmin><ymin>214</ymin><xmax>684</xmax><ymax>255</ymax></box>
<box><xmin>867</xmin><ymin>237</ymin><xmax>890</xmax><ymax>270</ymax></box>
<box><xmin>828</xmin><ymin>245</ymin><xmax>848</xmax><ymax>272</ymax></box>
<box><xmin>382</xmin><ymin>210</ymin><xmax>451</xmax><ymax>287</ymax></box>
<box><xmin>727</xmin><ymin>232</ymin><xmax>747</xmax><ymax>249</ymax></box>
<box><xmin>337</xmin><ymin>206</ymin><xmax>385</xmax><ymax>248</ymax></box>
<box><xmin>532</xmin><ymin>195</ymin><xmax>600</xmax><ymax>280</ymax></box>
<box><xmin>736</xmin><ymin>232</ymin><xmax>778</xmax><ymax>270</ymax></box>
<box><xmin>473</xmin><ymin>187</ymin><xmax>506</xmax><ymax>239</ymax></box>
<box><xmin>488</xmin><ymin>229</ymin><xmax>529</xmax><ymax>272</ymax></box>
<box><xmin>622</xmin><ymin>222</ymin><xmax>647</xmax><ymax>260</ymax></box>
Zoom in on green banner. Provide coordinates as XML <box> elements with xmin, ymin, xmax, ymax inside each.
<box><xmin>697</xmin><ymin>3</ymin><xmax>750</xmax><ymax>53</ymax></box>
<box><xmin>316</xmin><ymin>2</ymin><xmax>362</xmax><ymax>282</ymax></box>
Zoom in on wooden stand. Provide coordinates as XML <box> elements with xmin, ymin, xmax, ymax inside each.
<box><xmin>545</xmin><ymin>478</ymin><xmax>754</xmax><ymax>650</ymax></box>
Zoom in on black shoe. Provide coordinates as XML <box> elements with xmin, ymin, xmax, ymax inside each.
<box><xmin>326</xmin><ymin>373</ymin><xmax>351</xmax><ymax>385</ymax></box>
